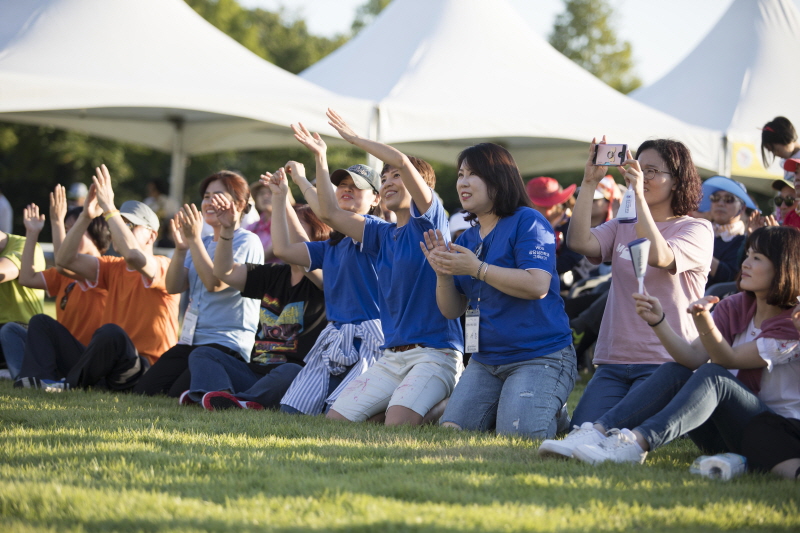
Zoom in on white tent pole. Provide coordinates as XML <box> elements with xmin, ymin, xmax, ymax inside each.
<box><xmin>366</xmin><ymin>104</ymin><xmax>381</xmax><ymax>170</ymax></box>
<box><xmin>721</xmin><ymin>134</ymin><xmax>730</xmax><ymax>177</ymax></box>
<box><xmin>169</xmin><ymin>116</ymin><xmax>187</xmax><ymax>206</ymax></box>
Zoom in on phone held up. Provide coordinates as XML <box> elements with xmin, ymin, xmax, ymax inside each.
<box><xmin>594</xmin><ymin>144</ymin><xmax>628</xmax><ymax>166</ymax></box>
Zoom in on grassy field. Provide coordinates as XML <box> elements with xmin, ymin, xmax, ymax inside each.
<box><xmin>0</xmin><ymin>377</ymin><xmax>797</xmax><ymax>533</ymax></box>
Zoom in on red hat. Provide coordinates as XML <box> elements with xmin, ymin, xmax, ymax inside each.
<box><xmin>526</xmin><ymin>177</ymin><xmax>577</xmax><ymax>207</ymax></box>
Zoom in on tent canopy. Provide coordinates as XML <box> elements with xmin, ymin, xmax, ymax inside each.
<box><xmin>302</xmin><ymin>0</ymin><xmax>723</xmax><ymax>176</ymax></box>
<box><xmin>633</xmin><ymin>0</ymin><xmax>800</xmax><ymax>192</ymax></box>
<box><xmin>0</xmin><ymin>0</ymin><xmax>371</xmax><ymax>201</ymax></box>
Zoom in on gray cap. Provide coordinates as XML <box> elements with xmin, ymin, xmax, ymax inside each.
<box><xmin>120</xmin><ymin>200</ymin><xmax>159</xmax><ymax>232</ymax></box>
<box><xmin>68</xmin><ymin>182</ymin><xmax>88</xmax><ymax>200</ymax></box>
<box><xmin>330</xmin><ymin>164</ymin><xmax>380</xmax><ymax>195</ymax></box>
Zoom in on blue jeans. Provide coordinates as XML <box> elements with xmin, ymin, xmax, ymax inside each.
<box><xmin>187</xmin><ymin>346</ymin><xmax>302</xmax><ymax>408</ymax></box>
<box><xmin>441</xmin><ymin>345</ymin><xmax>577</xmax><ymax>439</ymax></box>
<box><xmin>572</xmin><ymin>363</ymin><xmax>661</xmax><ymax>425</ymax></box>
<box><xmin>628</xmin><ymin>363</ymin><xmax>771</xmax><ymax>452</ymax></box>
<box><xmin>0</xmin><ymin>322</ymin><xmax>27</xmax><ymax>379</ymax></box>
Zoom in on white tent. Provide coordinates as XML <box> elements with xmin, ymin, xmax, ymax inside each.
<box><xmin>633</xmin><ymin>0</ymin><xmax>800</xmax><ymax>193</ymax></box>
<box><xmin>0</xmin><ymin>0</ymin><xmax>372</xmax><ymax>203</ymax></box>
<box><xmin>301</xmin><ymin>0</ymin><xmax>723</xmax><ymax>177</ymax></box>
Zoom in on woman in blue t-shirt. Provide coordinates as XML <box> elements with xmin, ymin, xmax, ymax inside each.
<box><xmin>266</xmin><ymin>152</ymin><xmax>384</xmax><ymax>415</ymax></box>
<box><xmin>421</xmin><ymin>142</ymin><xmax>576</xmax><ymax>439</ymax></box>
<box><xmin>134</xmin><ymin>171</ymin><xmax>263</xmax><ymax>397</ymax></box>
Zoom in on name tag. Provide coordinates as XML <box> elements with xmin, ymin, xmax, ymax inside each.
<box><xmin>178</xmin><ymin>306</ymin><xmax>199</xmax><ymax>345</ymax></box>
<box><xmin>465</xmin><ymin>307</ymin><xmax>480</xmax><ymax>353</ymax></box>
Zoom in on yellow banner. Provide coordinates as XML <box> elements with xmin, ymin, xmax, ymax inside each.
<box><xmin>730</xmin><ymin>142</ymin><xmax>782</xmax><ymax>179</ymax></box>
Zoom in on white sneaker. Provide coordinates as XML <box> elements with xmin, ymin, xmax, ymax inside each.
<box><xmin>572</xmin><ymin>428</ymin><xmax>647</xmax><ymax>465</ymax></box>
<box><xmin>538</xmin><ymin>422</ymin><xmax>606</xmax><ymax>458</ymax></box>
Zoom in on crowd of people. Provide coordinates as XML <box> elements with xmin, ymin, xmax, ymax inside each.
<box><xmin>1</xmin><ymin>112</ymin><xmax>799</xmax><ymax>480</ymax></box>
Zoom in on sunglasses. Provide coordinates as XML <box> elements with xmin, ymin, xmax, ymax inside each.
<box><xmin>774</xmin><ymin>196</ymin><xmax>796</xmax><ymax>207</ymax></box>
<box><xmin>709</xmin><ymin>194</ymin><xmax>739</xmax><ymax>204</ymax></box>
<box><xmin>60</xmin><ymin>281</ymin><xmax>76</xmax><ymax>310</ymax></box>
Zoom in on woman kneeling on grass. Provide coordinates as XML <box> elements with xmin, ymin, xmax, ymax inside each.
<box><xmin>420</xmin><ymin>143</ymin><xmax>576</xmax><ymax>438</ymax></box>
<box><xmin>544</xmin><ymin>226</ymin><xmax>800</xmax><ymax>464</ymax></box>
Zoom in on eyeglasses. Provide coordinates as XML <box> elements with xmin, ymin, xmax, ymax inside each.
<box><xmin>774</xmin><ymin>196</ymin><xmax>796</xmax><ymax>207</ymax></box>
<box><xmin>709</xmin><ymin>194</ymin><xmax>739</xmax><ymax>204</ymax></box>
<box><xmin>642</xmin><ymin>168</ymin><xmax>671</xmax><ymax>180</ymax></box>
<box><xmin>60</xmin><ymin>281</ymin><xmax>76</xmax><ymax>310</ymax></box>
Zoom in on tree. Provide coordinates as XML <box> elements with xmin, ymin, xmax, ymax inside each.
<box><xmin>351</xmin><ymin>0</ymin><xmax>391</xmax><ymax>34</ymax></box>
<box><xmin>549</xmin><ymin>0</ymin><xmax>641</xmax><ymax>94</ymax></box>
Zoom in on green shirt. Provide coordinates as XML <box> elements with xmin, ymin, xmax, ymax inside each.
<box><xmin>0</xmin><ymin>233</ymin><xmax>44</xmax><ymax>324</ymax></box>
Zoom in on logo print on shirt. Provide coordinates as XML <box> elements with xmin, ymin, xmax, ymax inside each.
<box><xmin>616</xmin><ymin>243</ymin><xmax>632</xmax><ymax>261</ymax></box>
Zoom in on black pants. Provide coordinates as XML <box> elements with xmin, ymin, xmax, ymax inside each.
<box><xmin>741</xmin><ymin>412</ymin><xmax>800</xmax><ymax>474</ymax></box>
<box><xmin>133</xmin><ymin>343</ymin><xmax>243</xmax><ymax>398</ymax></box>
<box><xmin>18</xmin><ymin>315</ymin><xmax>148</xmax><ymax>391</ymax></box>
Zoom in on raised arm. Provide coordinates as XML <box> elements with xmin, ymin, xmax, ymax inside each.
<box><xmin>420</xmin><ymin>229</ymin><xmax>467</xmax><ymax>319</ymax></box>
<box><xmin>210</xmin><ymin>195</ymin><xmax>247</xmax><ymax>293</ymax></box>
<box><xmin>566</xmin><ymin>138</ymin><xmax>605</xmax><ymax>257</ymax></box>
<box><xmin>91</xmin><ymin>165</ymin><xmax>158</xmax><ymax>282</ymax></box>
<box><xmin>291</xmin><ymin>122</ymin><xmax>366</xmax><ymax>242</ymax></box>
<box><xmin>268</xmin><ymin>169</ymin><xmax>311</xmax><ymax>268</ymax></box>
<box><xmin>55</xmin><ymin>186</ymin><xmax>101</xmax><ymax>281</ymax></box>
<box><xmin>18</xmin><ymin>204</ymin><xmax>47</xmax><ymax>290</ymax></box>
<box><xmin>327</xmin><ymin>109</ymin><xmax>432</xmax><ymax>213</ymax></box>
<box><xmin>620</xmin><ymin>152</ymin><xmax>676</xmax><ymax>270</ymax></box>
<box><xmin>632</xmin><ymin>293</ymin><xmax>709</xmax><ymax>369</ymax></box>
<box><xmin>164</xmin><ymin>213</ymin><xmax>190</xmax><ymax>294</ymax></box>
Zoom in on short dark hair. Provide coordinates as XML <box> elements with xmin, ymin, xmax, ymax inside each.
<box><xmin>294</xmin><ymin>205</ymin><xmax>331</xmax><ymax>242</ymax></box>
<box><xmin>456</xmin><ymin>143</ymin><xmax>532</xmax><ymax>221</ymax></box>
<box><xmin>199</xmin><ymin>171</ymin><xmax>251</xmax><ymax>214</ymax></box>
<box><xmin>636</xmin><ymin>139</ymin><xmax>701</xmax><ymax>217</ymax></box>
<box><xmin>761</xmin><ymin>116</ymin><xmax>797</xmax><ymax>166</ymax></box>
<box><xmin>737</xmin><ymin>226</ymin><xmax>800</xmax><ymax>308</ymax></box>
<box><xmin>380</xmin><ymin>156</ymin><xmax>436</xmax><ymax>189</ymax></box>
<box><xmin>65</xmin><ymin>206</ymin><xmax>111</xmax><ymax>254</ymax></box>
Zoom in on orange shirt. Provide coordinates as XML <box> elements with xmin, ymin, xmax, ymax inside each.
<box><xmin>84</xmin><ymin>255</ymin><xmax>179</xmax><ymax>364</ymax></box>
<box><xmin>41</xmin><ymin>267</ymin><xmax>108</xmax><ymax>346</ymax></box>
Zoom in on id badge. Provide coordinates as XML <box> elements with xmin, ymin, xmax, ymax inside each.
<box><xmin>465</xmin><ymin>307</ymin><xmax>480</xmax><ymax>353</ymax></box>
<box><xmin>178</xmin><ymin>306</ymin><xmax>199</xmax><ymax>345</ymax></box>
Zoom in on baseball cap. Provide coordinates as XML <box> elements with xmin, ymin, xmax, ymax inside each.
<box><xmin>526</xmin><ymin>177</ymin><xmax>576</xmax><ymax>207</ymax></box>
<box><xmin>330</xmin><ymin>164</ymin><xmax>380</xmax><ymax>195</ymax></box>
<box><xmin>593</xmin><ymin>175</ymin><xmax>619</xmax><ymax>201</ymax></box>
<box><xmin>120</xmin><ymin>200</ymin><xmax>160</xmax><ymax>232</ymax></box>
<box><xmin>449</xmin><ymin>211</ymin><xmax>472</xmax><ymax>238</ymax></box>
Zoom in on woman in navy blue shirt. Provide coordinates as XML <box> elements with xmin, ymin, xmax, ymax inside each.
<box><xmin>422</xmin><ymin>143</ymin><xmax>576</xmax><ymax>439</ymax></box>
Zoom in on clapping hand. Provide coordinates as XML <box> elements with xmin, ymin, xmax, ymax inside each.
<box><xmin>209</xmin><ymin>195</ymin><xmax>237</xmax><ymax>229</ymax></box>
<box><xmin>177</xmin><ymin>204</ymin><xmax>203</xmax><ymax>243</ymax></box>
<box><xmin>91</xmin><ymin>164</ymin><xmax>116</xmax><ymax>213</ymax></box>
<box><xmin>170</xmin><ymin>214</ymin><xmax>188</xmax><ymax>251</ymax></box>
<box><xmin>263</xmin><ymin>168</ymin><xmax>289</xmax><ymax>196</ymax></box>
<box><xmin>23</xmin><ymin>204</ymin><xmax>46</xmax><ymax>234</ymax></box>
<box><xmin>50</xmin><ymin>184</ymin><xmax>67</xmax><ymax>223</ymax></box>
<box><xmin>291</xmin><ymin>123</ymin><xmax>327</xmax><ymax>157</ymax></box>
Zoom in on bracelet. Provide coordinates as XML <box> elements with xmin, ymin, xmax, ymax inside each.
<box><xmin>480</xmin><ymin>263</ymin><xmax>490</xmax><ymax>281</ymax></box>
<box><xmin>647</xmin><ymin>312</ymin><xmax>666</xmax><ymax>328</ymax></box>
<box><xmin>303</xmin><ymin>185</ymin><xmax>314</xmax><ymax>196</ymax></box>
<box><xmin>698</xmin><ymin>328</ymin><xmax>716</xmax><ymax>336</ymax></box>
<box><xmin>475</xmin><ymin>261</ymin><xmax>485</xmax><ymax>280</ymax></box>
<box><xmin>103</xmin><ymin>210</ymin><xmax>120</xmax><ymax>221</ymax></box>
<box><xmin>219</xmin><ymin>235</ymin><xmax>232</xmax><ymax>241</ymax></box>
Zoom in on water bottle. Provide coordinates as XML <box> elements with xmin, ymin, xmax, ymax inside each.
<box><xmin>689</xmin><ymin>453</ymin><xmax>747</xmax><ymax>480</ymax></box>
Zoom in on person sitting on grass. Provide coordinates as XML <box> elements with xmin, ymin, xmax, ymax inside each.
<box><xmin>420</xmin><ymin>142</ymin><xmax>576</xmax><ymax>439</ymax></box>
<box><xmin>1</xmin><ymin>184</ymin><xmax>110</xmax><ymax>381</ymax></box>
<box><xmin>270</xmin><ymin>136</ymin><xmax>385</xmax><ymax>416</ymax></box>
<box><xmin>16</xmin><ymin>165</ymin><xmax>179</xmax><ymax>391</ymax></box>
<box><xmin>182</xmin><ymin>193</ymin><xmax>329</xmax><ymax>411</ymax></box>
<box><xmin>134</xmin><ymin>171</ymin><xmax>263</xmax><ymax>398</ymax></box>
<box><xmin>543</xmin><ymin>226</ymin><xmax>800</xmax><ymax>465</ymax></box>
<box><xmin>540</xmin><ymin>138</ymin><xmax>712</xmax><ymax>442</ymax></box>
<box><xmin>315</xmin><ymin>109</ymin><xmax>463</xmax><ymax>426</ymax></box>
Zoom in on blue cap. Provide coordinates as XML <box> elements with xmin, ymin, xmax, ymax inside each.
<box><xmin>698</xmin><ymin>176</ymin><xmax>757</xmax><ymax>212</ymax></box>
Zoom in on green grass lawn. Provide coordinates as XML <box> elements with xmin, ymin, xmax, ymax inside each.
<box><xmin>0</xmin><ymin>377</ymin><xmax>797</xmax><ymax>533</ymax></box>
